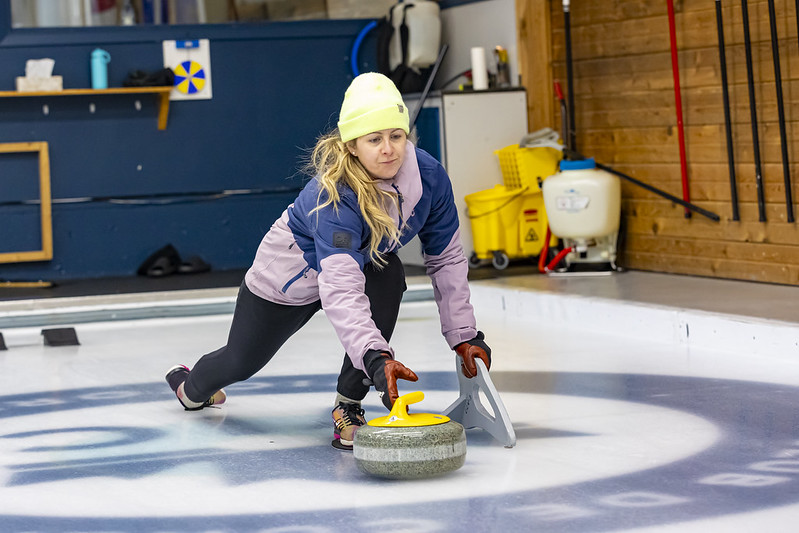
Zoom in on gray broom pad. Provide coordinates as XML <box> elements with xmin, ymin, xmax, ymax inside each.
<box><xmin>443</xmin><ymin>356</ymin><xmax>516</xmax><ymax>448</ymax></box>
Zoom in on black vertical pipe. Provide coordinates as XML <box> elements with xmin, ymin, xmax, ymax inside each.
<box><xmin>555</xmin><ymin>81</ymin><xmax>569</xmax><ymax>155</ymax></box>
<box><xmin>715</xmin><ymin>0</ymin><xmax>739</xmax><ymax>221</ymax></box>
<box><xmin>409</xmin><ymin>45</ymin><xmax>448</xmax><ymax>131</ymax></box>
<box><xmin>741</xmin><ymin>0</ymin><xmax>767</xmax><ymax>222</ymax></box>
<box><xmin>767</xmin><ymin>0</ymin><xmax>794</xmax><ymax>222</ymax></box>
<box><xmin>563</xmin><ymin>0</ymin><xmax>577</xmax><ymax>153</ymax></box>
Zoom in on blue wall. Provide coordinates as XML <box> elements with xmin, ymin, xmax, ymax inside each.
<box><xmin>0</xmin><ymin>3</ymin><xmax>378</xmax><ymax>280</ymax></box>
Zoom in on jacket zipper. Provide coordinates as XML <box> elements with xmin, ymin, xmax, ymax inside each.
<box><xmin>386</xmin><ymin>183</ymin><xmax>408</xmax><ymax>253</ymax></box>
<box><xmin>281</xmin><ymin>265</ymin><xmax>311</xmax><ymax>293</ymax></box>
<box><xmin>391</xmin><ymin>183</ymin><xmax>404</xmax><ymax>227</ymax></box>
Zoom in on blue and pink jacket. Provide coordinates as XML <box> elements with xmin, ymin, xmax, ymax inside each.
<box><xmin>245</xmin><ymin>141</ymin><xmax>477</xmax><ymax>372</ymax></box>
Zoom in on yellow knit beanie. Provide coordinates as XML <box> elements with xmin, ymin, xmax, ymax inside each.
<box><xmin>338</xmin><ymin>73</ymin><xmax>410</xmax><ymax>143</ymax></box>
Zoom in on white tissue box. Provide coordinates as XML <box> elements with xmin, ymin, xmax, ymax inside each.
<box><xmin>16</xmin><ymin>76</ymin><xmax>63</xmax><ymax>92</ymax></box>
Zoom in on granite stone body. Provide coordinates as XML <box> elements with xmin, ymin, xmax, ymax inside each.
<box><xmin>353</xmin><ymin>420</ymin><xmax>466</xmax><ymax>479</ymax></box>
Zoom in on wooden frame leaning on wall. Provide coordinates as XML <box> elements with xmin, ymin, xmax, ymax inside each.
<box><xmin>0</xmin><ymin>142</ymin><xmax>53</xmax><ymax>263</ymax></box>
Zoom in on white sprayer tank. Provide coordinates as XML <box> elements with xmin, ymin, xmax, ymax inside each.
<box><xmin>387</xmin><ymin>1</ymin><xmax>441</xmax><ymax>71</ymax></box>
<box><xmin>542</xmin><ymin>158</ymin><xmax>621</xmax><ymax>239</ymax></box>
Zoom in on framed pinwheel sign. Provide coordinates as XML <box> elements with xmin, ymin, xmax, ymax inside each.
<box><xmin>162</xmin><ymin>39</ymin><xmax>213</xmax><ymax>100</ymax></box>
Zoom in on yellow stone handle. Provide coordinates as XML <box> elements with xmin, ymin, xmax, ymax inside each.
<box><xmin>389</xmin><ymin>391</ymin><xmax>424</xmax><ymax>420</ymax></box>
<box><xmin>367</xmin><ymin>391</ymin><xmax>450</xmax><ymax>427</ymax></box>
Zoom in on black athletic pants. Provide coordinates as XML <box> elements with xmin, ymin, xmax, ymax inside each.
<box><xmin>183</xmin><ymin>253</ymin><xmax>407</xmax><ymax>404</ymax></box>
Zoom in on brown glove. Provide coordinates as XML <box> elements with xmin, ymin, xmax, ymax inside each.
<box><xmin>363</xmin><ymin>349</ymin><xmax>419</xmax><ymax>409</ymax></box>
<box><xmin>455</xmin><ymin>331</ymin><xmax>491</xmax><ymax>378</ymax></box>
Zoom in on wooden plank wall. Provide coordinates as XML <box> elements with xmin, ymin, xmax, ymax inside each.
<box><xmin>517</xmin><ymin>0</ymin><xmax>799</xmax><ymax>285</ymax></box>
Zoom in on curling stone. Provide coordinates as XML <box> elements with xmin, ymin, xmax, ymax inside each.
<box><xmin>353</xmin><ymin>391</ymin><xmax>466</xmax><ymax>479</ymax></box>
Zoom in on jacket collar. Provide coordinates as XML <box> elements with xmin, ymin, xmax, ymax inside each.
<box><xmin>377</xmin><ymin>140</ymin><xmax>423</xmax><ymax>224</ymax></box>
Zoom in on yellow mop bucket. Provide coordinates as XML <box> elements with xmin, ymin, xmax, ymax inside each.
<box><xmin>465</xmin><ymin>185</ymin><xmax>529</xmax><ymax>266</ymax></box>
<box><xmin>466</xmin><ymin>185</ymin><xmax>556</xmax><ymax>269</ymax></box>
<box><xmin>466</xmin><ymin>141</ymin><xmax>561</xmax><ymax>269</ymax></box>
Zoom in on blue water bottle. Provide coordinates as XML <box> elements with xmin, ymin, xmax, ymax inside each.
<box><xmin>91</xmin><ymin>49</ymin><xmax>111</xmax><ymax>89</ymax></box>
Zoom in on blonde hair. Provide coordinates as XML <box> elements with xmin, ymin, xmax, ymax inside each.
<box><xmin>307</xmin><ymin>131</ymin><xmax>402</xmax><ymax>266</ymax></box>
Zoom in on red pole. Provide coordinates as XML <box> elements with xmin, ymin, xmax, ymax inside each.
<box><xmin>667</xmin><ymin>0</ymin><xmax>691</xmax><ymax>218</ymax></box>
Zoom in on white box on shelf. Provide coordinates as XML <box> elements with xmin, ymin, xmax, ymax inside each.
<box><xmin>16</xmin><ymin>76</ymin><xmax>63</xmax><ymax>92</ymax></box>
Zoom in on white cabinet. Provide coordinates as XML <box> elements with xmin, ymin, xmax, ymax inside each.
<box><xmin>400</xmin><ymin>88</ymin><xmax>529</xmax><ymax>266</ymax></box>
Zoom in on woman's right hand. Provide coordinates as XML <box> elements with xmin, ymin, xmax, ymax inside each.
<box><xmin>363</xmin><ymin>349</ymin><xmax>418</xmax><ymax>409</ymax></box>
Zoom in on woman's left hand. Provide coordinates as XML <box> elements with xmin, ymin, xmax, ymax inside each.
<box><xmin>363</xmin><ymin>350</ymin><xmax>419</xmax><ymax>409</ymax></box>
<box><xmin>455</xmin><ymin>331</ymin><xmax>491</xmax><ymax>378</ymax></box>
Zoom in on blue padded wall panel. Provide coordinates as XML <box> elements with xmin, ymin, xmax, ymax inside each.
<box><xmin>0</xmin><ymin>206</ymin><xmax>42</xmax><ymax>255</ymax></box>
<box><xmin>0</xmin><ymin>192</ymin><xmax>297</xmax><ymax>280</ymax></box>
<box><xmin>0</xmin><ymin>11</ymin><xmax>377</xmax><ymax>279</ymax></box>
<box><xmin>0</xmin><ymin>150</ymin><xmax>40</xmax><ymax>201</ymax></box>
<box><xmin>0</xmin><ymin>150</ymin><xmax>43</xmax><ymax>255</ymax></box>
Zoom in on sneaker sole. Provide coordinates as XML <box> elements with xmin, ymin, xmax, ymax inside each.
<box><xmin>165</xmin><ymin>364</ymin><xmax>189</xmax><ymax>374</ymax></box>
<box><xmin>165</xmin><ymin>364</ymin><xmax>190</xmax><ymax>387</ymax></box>
<box><xmin>333</xmin><ymin>432</ymin><xmax>355</xmax><ymax>447</ymax></box>
<box><xmin>331</xmin><ymin>438</ymin><xmax>353</xmax><ymax>451</ymax></box>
